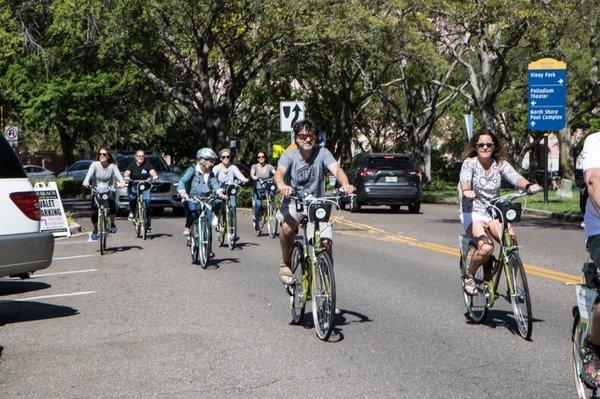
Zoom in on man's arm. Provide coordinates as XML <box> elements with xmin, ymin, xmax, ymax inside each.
<box><xmin>586</xmin><ymin>168</ymin><xmax>600</xmax><ymax>214</ymax></box>
<box><xmin>327</xmin><ymin>162</ymin><xmax>354</xmax><ymax>193</ymax></box>
<box><xmin>274</xmin><ymin>165</ymin><xmax>292</xmax><ymax>196</ymax></box>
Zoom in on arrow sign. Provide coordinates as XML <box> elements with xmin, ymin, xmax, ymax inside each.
<box><xmin>527</xmin><ymin>58</ymin><xmax>567</xmax><ymax>132</ymax></box>
<box><xmin>280</xmin><ymin>101</ymin><xmax>305</xmax><ymax>132</ymax></box>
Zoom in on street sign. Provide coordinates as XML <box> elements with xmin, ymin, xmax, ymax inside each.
<box><xmin>4</xmin><ymin>125</ymin><xmax>18</xmax><ymax>142</ymax></box>
<box><xmin>279</xmin><ymin>101</ymin><xmax>305</xmax><ymax>132</ymax></box>
<box><xmin>527</xmin><ymin>58</ymin><xmax>567</xmax><ymax>131</ymax></box>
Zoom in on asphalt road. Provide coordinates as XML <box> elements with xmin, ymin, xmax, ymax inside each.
<box><xmin>0</xmin><ymin>204</ymin><xmax>586</xmax><ymax>398</ymax></box>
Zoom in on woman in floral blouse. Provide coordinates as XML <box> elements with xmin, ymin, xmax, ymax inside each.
<box><xmin>459</xmin><ymin>129</ymin><xmax>541</xmax><ymax>295</ymax></box>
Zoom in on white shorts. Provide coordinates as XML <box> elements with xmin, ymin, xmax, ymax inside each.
<box><xmin>276</xmin><ymin>202</ymin><xmax>333</xmax><ymax>241</ymax></box>
<box><xmin>460</xmin><ymin>212</ymin><xmax>492</xmax><ymax>233</ymax></box>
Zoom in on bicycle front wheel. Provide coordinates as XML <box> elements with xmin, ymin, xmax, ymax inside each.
<box><xmin>572</xmin><ymin>314</ymin><xmax>595</xmax><ymax>399</ymax></box>
<box><xmin>267</xmin><ymin>201</ymin><xmax>277</xmax><ymax>238</ymax></box>
<box><xmin>198</xmin><ymin>217</ymin><xmax>210</xmax><ymax>269</ymax></box>
<box><xmin>228</xmin><ymin>208</ymin><xmax>236</xmax><ymax>250</ymax></box>
<box><xmin>312</xmin><ymin>251</ymin><xmax>336</xmax><ymax>340</ymax></box>
<box><xmin>290</xmin><ymin>242</ymin><xmax>305</xmax><ymax>324</ymax></box>
<box><xmin>190</xmin><ymin>224</ymin><xmax>199</xmax><ymax>264</ymax></box>
<box><xmin>507</xmin><ymin>251</ymin><xmax>532</xmax><ymax>340</ymax></box>
<box><xmin>460</xmin><ymin>243</ymin><xmax>488</xmax><ymax>323</ymax></box>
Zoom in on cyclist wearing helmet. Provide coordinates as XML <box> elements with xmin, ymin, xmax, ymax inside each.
<box><xmin>274</xmin><ymin>118</ymin><xmax>355</xmax><ymax>285</ymax></box>
<box><xmin>178</xmin><ymin>148</ymin><xmax>227</xmax><ymax>256</ymax></box>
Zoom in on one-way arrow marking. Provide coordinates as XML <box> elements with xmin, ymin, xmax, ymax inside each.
<box><xmin>558</xmin><ymin>79</ymin><xmax>564</xmax><ymax>85</ymax></box>
<box><xmin>290</xmin><ymin>104</ymin><xmax>302</xmax><ymax>127</ymax></box>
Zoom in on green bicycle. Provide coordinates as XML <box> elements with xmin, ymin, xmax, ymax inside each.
<box><xmin>459</xmin><ymin>191</ymin><xmax>535</xmax><ymax>340</ymax></box>
<box><xmin>254</xmin><ymin>178</ymin><xmax>278</xmax><ymax>238</ymax></box>
<box><xmin>130</xmin><ymin>179</ymin><xmax>155</xmax><ymax>240</ymax></box>
<box><xmin>287</xmin><ymin>192</ymin><xmax>350</xmax><ymax>340</ymax></box>
<box><xmin>188</xmin><ymin>196</ymin><xmax>214</xmax><ymax>269</ymax></box>
<box><xmin>92</xmin><ymin>186</ymin><xmax>114</xmax><ymax>255</ymax></box>
<box><xmin>217</xmin><ymin>183</ymin><xmax>240</xmax><ymax>250</ymax></box>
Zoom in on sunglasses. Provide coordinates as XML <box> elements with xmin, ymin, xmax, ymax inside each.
<box><xmin>476</xmin><ymin>143</ymin><xmax>494</xmax><ymax>149</ymax></box>
<box><xmin>257</xmin><ymin>155</ymin><xmax>265</xmax><ymax>159</ymax></box>
<box><xmin>136</xmin><ymin>155</ymin><xmax>145</xmax><ymax>158</ymax></box>
<box><xmin>297</xmin><ymin>133</ymin><xmax>316</xmax><ymax>141</ymax></box>
<box><xmin>221</xmin><ymin>155</ymin><xmax>231</xmax><ymax>159</ymax></box>
<box><xmin>99</xmin><ymin>152</ymin><xmax>108</xmax><ymax>156</ymax></box>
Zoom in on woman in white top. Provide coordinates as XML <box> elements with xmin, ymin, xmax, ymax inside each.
<box><xmin>212</xmin><ymin>148</ymin><xmax>249</xmax><ymax>209</ymax></box>
<box><xmin>82</xmin><ymin>148</ymin><xmax>125</xmax><ymax>240</ymax></box>
<box><xmin>458</xmin><ymin>130</ymin><xmax>540</xmax><ymax>295</ymax></box>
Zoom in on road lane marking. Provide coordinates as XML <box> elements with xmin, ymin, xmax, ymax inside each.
<box><xmin>55</xmin><ymin>232</ymin><xmax>89</xmax><ymax>240</ymax></box>
<box><xmin>55</xmin><ymin>241</ymin><xmax>94</xmax><ymax>245</ymax></box>
<box><xmin>52</xmin><ymin>255</ymin><xmax>95</xmax><ymax>261</ymax></box>
<box><xmin>32</xmin><ymin>269</ymin><xmax>98</xmax><ymax>278</ymax></box>
<box><xmin>13</xmin><ymin>291</ymin><xmax>96</xmax><ymax>301</ymax></box>
<box><xmin>334</xmin><ymin>217</ymin><xmax>581</xmax><ymax>285</ymax></box>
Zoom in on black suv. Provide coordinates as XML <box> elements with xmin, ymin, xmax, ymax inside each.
<box><xmin>342</xmin><ymin>153</ymin><xmax>422</xmax><ymax>213</ymax></box>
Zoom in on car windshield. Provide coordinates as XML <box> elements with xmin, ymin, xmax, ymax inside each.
<box><xmin>73</xmin><ymin>161</ymin><xmax>92</xmax><ymax>171</ymax></box>
<box><xmin>367</xmin><ymin>157</ymin><xmax>414</xmax><ymax>170</ymax></box>
<box><xmin>117</xmin><ymin>156</ymin><xmax>169</xmax><ymax>173</ymax></box>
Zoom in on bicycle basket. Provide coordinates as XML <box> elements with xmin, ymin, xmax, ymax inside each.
<box><xmin>494</xmin><ymin>202</ymin><xmax>522</xmax><ymax>223</ymax></box>
<box><xmin>308</xmin><ymin>201</ymin><xmax>333</xmax><ymax>223</ymax></box>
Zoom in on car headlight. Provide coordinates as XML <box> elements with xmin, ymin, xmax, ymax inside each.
<box><xmin>315</xmin><ymin>208</ymin><xmax>327</xmax><ymax>220</ymax></box>
<box><xmin>505</xmin><ymin>209</ymin><xmax>517</xmax><ymax>221</ymax></box>
<box><xmin>173</xmin><ymin>182</ymin><xmax>178</xmax><ymax>187</ymax></box>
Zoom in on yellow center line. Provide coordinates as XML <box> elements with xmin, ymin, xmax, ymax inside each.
<box><xmin>334</xmin><ymin>217</ymin><xmax>582</xmax><ymax>285</ymax></box>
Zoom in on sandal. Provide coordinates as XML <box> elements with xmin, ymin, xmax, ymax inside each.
<box><xmin>279</xmin><ymin>260</ymin><xmax>294</xmax><ymax>285</ymax></box>
<box><xmin>462</xmin><ymin>274</ymin><xmax>478</xmax><ymax>296</ymax></box>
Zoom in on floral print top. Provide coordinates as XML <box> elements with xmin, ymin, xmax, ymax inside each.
<box><xmin>459</xmin><ymin>157</ymin><xmax>522</xmax><ymax>214</ymax></box>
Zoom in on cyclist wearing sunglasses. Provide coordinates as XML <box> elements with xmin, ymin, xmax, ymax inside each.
<box><xmin>274</xmin><ymin>118</ymin><xmax>355</xmax><ymax>285</ymax></box>
<box><xmin>124</xmin><ymin>150</ymin><xmax>158</xmax><ymax>232</ymax></box>
<box><xmin>250</xmin><ymin>151</ymin><xmax>275</xmax><ymax>234</ymax></box>
<box><xmin>82</xmin><ymin>148</ymin><xmax>126</xmax><ymax>240</ymax></box>
<box><xmin>458</xmin><ymin>129</ymin><xmax>540</xmax><ymax>295</ymax></box>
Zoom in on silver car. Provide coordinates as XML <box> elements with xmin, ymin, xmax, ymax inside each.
<box><xmin>23</xmin><ymin>165</ymin><xmax>56</xmax><ymax>180</ymax></box>
<box><xmin>114</xmin><ymin>152</ymin><xmax>183</xmax><ymax>215</ymax></box>
<box><xmin>57</xmin><ymin>160</ymin><xmax>93</xmax><ymax>182</ymax></box>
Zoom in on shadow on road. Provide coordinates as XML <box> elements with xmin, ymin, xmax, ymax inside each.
<box><xmin>104</xmin><ymin>245</ymin><xmax>143</xmax><ymax>254</ymax></box>
<box><xmin>147</xmin><ymin>233</ymin><xmax>173</xmax><ymax>239</ymax></box>
<box><xmin>291</xmin><ymin>308</ymin><xmax>372</xmax><ymax>343</ymax></box>
<box><xmin>227</xmin><ymin>242</ymin><xmax>259</xmax><ymax>250</ymax></box>
<box><xmin>465</xmin><ymin>309</ymin><xmax>543</xmax><ymax>339</ymax></box>
<box><xmin>0</xmin><ymin>301</ymin><xmax>79</xmax><ymax>326</ymax></box>
<box><xmin>0</xmin><ymin>280</ymin><xmax>51</xmax><ymax>296</ymax></box>
<box><xmin>213</xmin><ymin>257</ymin><xmax>240</xmax><ymax>266</ymax></box>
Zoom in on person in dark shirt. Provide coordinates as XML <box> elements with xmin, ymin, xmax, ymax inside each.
<box><xmin>124</xmin><ymin>150</ymin><xmax>158</xmax><ymax>232</ymax></box>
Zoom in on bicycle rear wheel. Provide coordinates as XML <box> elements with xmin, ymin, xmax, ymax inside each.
<box><xmin>572</xmin><ymin>314</ymin><xmax>599</xmax><ymax>398</ymax></box>
<box><xmin>290</xmin><ymin>242</ymin><xmax>305</xmax><ymax>324</ymax></box>
<box><xmin>460</xmin><ymin>243</ymin><xmax>488</xmax><ymax>323</ymax></box>
<box><xmin>140</xmin><ymin>203</ymin><xmax>147</xmax><ymax>240</ymax></box>
<box><xmin>312</xmin><ymin>251</ymin><xmax>336</xmax><ymax>340</ymax></box>
<box><xmin>267</xmin><ymin>201</ymin><xmax>277</xmax><ymax>238</ymax></box>
<box><xmin>507</xmin><ymin>251</ymin><xmax>533</xmax><ymax>340</ymax></box>
<box><xmin>228</xmin><ymin>208</ymin><xmax>236</xmax><ymax>250</ymax></box>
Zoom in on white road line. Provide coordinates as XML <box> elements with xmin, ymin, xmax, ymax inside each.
<box><xmin>55</xmin><ymin>232</ymin><xmax>89</xmax><ymax>240</ymax></box>
<box><xmin>55</xmin><ymin>240</ymin><xmax>94</xmax><ymax>245</ymax></box>
<box><xmin>32</xmin><ymin>269</ymin><xmax>98</xmax><ymax>278</ymax></box>
<box><xmin>52</xmin><ymin>255</ymin><xmax>95</xmax><ymax>261</ymax></box>
<box><xmin>13</xmin><ymin>291</ymin><xmax>96</xmax><ymax>301</ymax></box>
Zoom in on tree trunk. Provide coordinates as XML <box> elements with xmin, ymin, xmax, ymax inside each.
<box><xmin>57</xmin><ymin>121</ymin><xmax>75</xmax><ymax>166</ymax></box>
<box><xmin>559</xmin><ymin>128</ymin><xmax>574</xmax><ymax>180</ymax></box>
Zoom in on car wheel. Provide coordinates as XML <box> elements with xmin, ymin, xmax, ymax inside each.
<box><xmin>153</xmin><ymin>207</ymin><xmax>165</xmax><ymax>216</ymax></box>
<box><xmin>173</xmin><ymin>207</ymin><xmax>185</xmax><ymax>216</ymax></box>
<box><xmin>408</xmin><ymin>202</ymin><xmax>421</xmax><ymax>214</ymax></box>
<box><xmin>390</xmin><ymin>205</ymin><xmax>400</xmax><ymax>213</ymax></box>
<box><xmin>350</xmin><ymin>196</ymin><xmax>361</xmax><ymax>213</ymax></box>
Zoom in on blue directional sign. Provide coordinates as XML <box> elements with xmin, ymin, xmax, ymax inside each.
<box><xmin>527</xmin><ymin>58</ymin><xmax>567</xmax><ymax>132</ymax></box>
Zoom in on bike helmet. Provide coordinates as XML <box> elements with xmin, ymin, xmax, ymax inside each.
<box><xmin>196</xmin><ymin>148</ymin><xmax>218</xmax><ymax>160</ymax></box>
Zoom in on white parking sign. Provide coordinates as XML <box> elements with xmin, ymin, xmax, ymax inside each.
<box><xmin>279</xmin><ymin>101</ymin><xmax>305</xmax><ymax>132</ymax></box>
<box><xmin>4</xmin><ymin>126</ymin><xmax>18</xmax><ymax>142</ymax></box>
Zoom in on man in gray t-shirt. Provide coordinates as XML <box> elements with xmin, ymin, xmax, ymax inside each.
<box><xmin>274</xmin><ymin>118</ymin><xmax>354</xmax><ymax>285</ymax></box>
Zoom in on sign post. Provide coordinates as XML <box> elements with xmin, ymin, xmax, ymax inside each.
<box><xmin>527</xmin><ymin>58</ymin><xmax>567</xmax><ymax>204</ymax></box>
<box><xmin>280</xmin><ymin>101</ymin><xmax>305</xmax><ymax>144</ymax></box>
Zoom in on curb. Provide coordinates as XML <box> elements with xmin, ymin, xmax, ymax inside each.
<box><xmin>69</xmin><ymin>222</ymin><xmax>82</xmax><ymax>234</ymax></box>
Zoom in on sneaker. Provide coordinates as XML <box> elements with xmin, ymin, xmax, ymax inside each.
<box><xmin>146</xmin><ymin>227</ymin><xmax>154</xmax><ymax>233</ymax></box>
<box><xmin>183</xmin><ymin>227</ymin><xmax>190</xmax><ymax>236</ymax></box>
<box><xmin>212</xmin><ymin>215</ymin><xmax>219</xmax><ymax>227</ymax></box>
<box><xmin>109</xmin><ymin>225</ymin><xmax>118</xmax><ymax>234</ymax></box>
<box><xmin>581</xmin><ymin>338</ymin><xmax>600</xmax><ymax>388</ymax></box>
<box><xmin>128</xmin><ymin>212</ymin><xmax>134</xmax><ymax>221</ymax></box>
<box><xmin>90</xmin><ymin>231</ymin><xmax>98</xmax><ymax>241</ymax></box>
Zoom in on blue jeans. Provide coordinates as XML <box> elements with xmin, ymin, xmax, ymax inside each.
<box><xmin>253</xmin><ymin>189</ymin><xmax>266</xmax><ymax>229</ymax></box>
<box><xmin>128</xmin><ymin>186</ymin><xmax>152</xmax><ymax>227</ymax></box>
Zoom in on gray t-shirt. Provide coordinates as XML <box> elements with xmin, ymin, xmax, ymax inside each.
<box><xmin>459</xmin><ymin>157</ymin><xmax>522</xmax><ymax>215</ymax></box>
<box><xmin>277</xmin><ymin>147</ymin><xmax>336</xmax><ymax>198</ymax></box>
<box><xmin>83</xmin><ymin>161</ymin><xmax>124</xmax><ymax>189</ymax></box>
<box><xmin>251</xmin><ymin>163</ymin><xmax>275</xmax><ymax>189</ymax></box>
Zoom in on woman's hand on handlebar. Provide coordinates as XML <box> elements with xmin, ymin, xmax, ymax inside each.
<box><xmin>462</xmin><ymin>188</ymin><xmax>476</xmax><ymax>199</ymax></box>
<box><xmin>180</xmin><ymin>192</ymin><xmax>190</xmax><ymax>201</ymax></box>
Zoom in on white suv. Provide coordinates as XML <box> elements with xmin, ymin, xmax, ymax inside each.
<box><xmin>0</xmin><ymin>135</ymin><xmax>54</xmax><ymax>278</ymax></box>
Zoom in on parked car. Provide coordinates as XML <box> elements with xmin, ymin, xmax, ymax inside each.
<box><xmin>341</xmin><ymin>153</ymin><xmax>422</xmax><ymax>213</ymax></box>
<box><xmin>114</xmin><ymin>151</ymin><xmax>183</xmax><ymax>215</ymax></box>
<box><xmin>57</xmin><ymin>159</ymin><xmax>93</xmax><ymax>182</ymax></box>
<box><xmin>0</xmin><ymin>135</ymin><xmax>54</xmax><ymax>278</ymax></box>
<box><xmin>23</xmin><ymin>164</ymin><xmax>56</xmax><ymax>180</ymax></box>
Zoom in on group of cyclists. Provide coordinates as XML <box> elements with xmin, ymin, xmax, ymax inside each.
<box><xmin>81</xmin><ymin>118</ymin><xmax>600</xmax><ymax>389</ymax></box>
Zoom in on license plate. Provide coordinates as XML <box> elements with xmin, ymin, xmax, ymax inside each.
<box><xmin>385</xmin><ymin>176</ymin><xmax>398</xmax><ymax>183</ymax></box>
